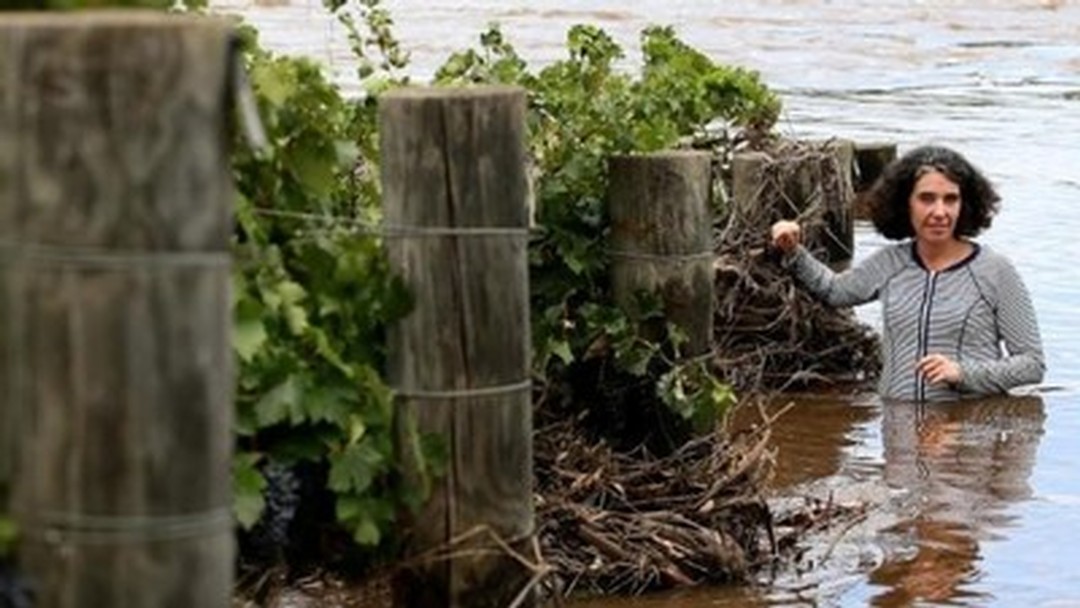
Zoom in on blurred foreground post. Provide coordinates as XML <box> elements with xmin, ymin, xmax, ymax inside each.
<box><xmin>609</xmin><ymin>151</ymin><xmax>715</xmax><ymax>358</ymax></box>
<box><xmin>381</xmin><ymin>86</ymin><xmax>535</xmax><ymax>607</ymax></box>
<box><xmin>0</xmin><ymin>12</ymin><xmax>235</xmax><ymax>607</ymax></box>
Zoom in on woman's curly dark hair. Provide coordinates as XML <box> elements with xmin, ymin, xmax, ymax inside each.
<box><xmin>867</xmin><ymin>145</ymin><xmax>1000</xmax><ymax>240</ymax></box>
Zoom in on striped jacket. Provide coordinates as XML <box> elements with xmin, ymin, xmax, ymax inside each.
<box><xmin>786</xmin><ymin>242</ymin><xmax>1045</xmax><ymax>401</ymax></box>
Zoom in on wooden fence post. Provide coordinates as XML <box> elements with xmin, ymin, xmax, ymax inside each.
<box><xmin>732</xmin><ymin>140</ymin><xmax>855</xmax><ymax>269</ymax></box>
<box><xmin>0</xmin><ymin>247</ymin><xmax>8</xmax><ymax>511</ymax></box>
<box><xmin>608</xmin><ymin>151</ymin><xmax>714</xmax><ymax>357</ymax></box>
<box><xmin>0</xmin><ymin>13</ymin><xmax>235</xmax><ymax>607</ymax></box>
<box><xmin>380</xmin><ymin>86</ymin><xmax>534</xmax><ymax>608</ymax></box>
<box><xmin>0</xmin><ymin>301</ymin><xmax>7</xmax><ymax>516</ymax></box>
<box><xmin>730</xmin><ymin>150</ymin><xmax>770</xmax><ymax>223</ymax></box>
<box><xmin>853</xmin><ymin>141</ymin><xmax>897</xmax><ymax>220</ymax></box>
<box><xmin>823</xmin><ymin>139</ymin><xmax>856</xmax><ymax>267</ymax></box>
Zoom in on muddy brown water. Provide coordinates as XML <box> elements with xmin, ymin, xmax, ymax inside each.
<box><xmin>213</xmin><ymin>1</ymin><xmax>1080</xmax><ymax>604</ymax></box>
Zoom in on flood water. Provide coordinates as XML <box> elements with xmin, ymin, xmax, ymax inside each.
<box><xmin>210</xmin><ymin>1</ymin><xmax>1080</xmax><ymax>605</ymax></box>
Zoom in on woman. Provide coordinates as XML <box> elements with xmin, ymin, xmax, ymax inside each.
<box><xmin>770</xmin><ymin>145</ymin><xmax>1044</xmax><ymax>401</ymax></box>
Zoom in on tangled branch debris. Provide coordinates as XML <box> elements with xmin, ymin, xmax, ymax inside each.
<box><xmin>711</xmin><ymin>139</ymin><xmax>881</xmax><ymax>392</ymax></box>
<box><xmin>533</xmin><ymin>405</ymin><xmax>775</xmax><ymax>597</ymax></box>
<box><xmin>532</xmin><ymin>398</ymin><xmax>866</xmax><ymax>600</ymax></box>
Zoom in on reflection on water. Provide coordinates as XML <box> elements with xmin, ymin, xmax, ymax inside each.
<box><xmin>733</xmin><ymin>392</ymin><xmax>883</xmax><ymax>492</ymax></box>
<box><xmin>867</xmin><ymin>397</ymin><xmax>1045</xmax><ymax>607</ymax></box>
<box><xmin>573</xmin><ymin>394</ymin><xmax>1049</xmax><ymax>607</ymax></box>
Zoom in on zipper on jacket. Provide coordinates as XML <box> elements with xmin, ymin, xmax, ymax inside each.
<box><xmin>915</xmin><ymin>271</ymin><xmax>938</xmax><ymax>400</ymax></box>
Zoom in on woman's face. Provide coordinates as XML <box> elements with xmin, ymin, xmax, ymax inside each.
<box><xmin>909</xmin><ymin>169</ymin><xmax>962</xmax><ymax>245</ymax></box>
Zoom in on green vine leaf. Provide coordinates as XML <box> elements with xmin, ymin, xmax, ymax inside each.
<box><xmin>335</xmin><ymin>496</ymin><xmax>393</xmax><ymax>546</ymax></box>
<box><xmin>251</xmin><ymin>61</ymin><xmax>295</xmax><ymax>109</ymax></box>
<box><xmin>255</xmin><ymin>376</ymin><xmax>304</xmax><ymax>427</ymax></box>
<box><xmin>232</xmin><ymin>453</ymin><xmax>267</xmax><ymax>530</ymax></box>
<box><xmin>0</xmin><ymin>516</ymin><xmax>15</xmax><ymax>558</ymax></box>
<box><xmin>303</xmin><ymin>384</ymin><xmax>356</xmax><ymax>428</ymax></box>
<box><xmin>329</xmin><ymin>440</ymin><xmax>386</xmax><ymax>495</ymax></box>
<box><xmin>234</xmin><ymin>297</ymin><xmax>268</xmax><ymax>363</ymax></box>
<box><xmin>286</xmin><ymin>137</ymin><xmax>339</xmax><ymax>201</ymax></box>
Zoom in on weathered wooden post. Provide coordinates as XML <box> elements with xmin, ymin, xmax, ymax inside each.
<box><xmin>0</xmin><ymin>254</ymin><xmax>8</xmax><ymax>513</ymax></box>
<box><xmin>822</xmin><ymin>139</ymin><xmax>856</xmax><ymax>267</ymax></box>
<box><xmin>731</xmin><ymin>150</ymin><xmax>771</xmax><ymax>221</ymax></box>
<box><xmin>608</xmin><ymin>151</ymin><xmax>714</xmax><ymax>357</ymax></box>
<box><xmin>732</xmin><ymin>140</ymin><xmax>855</xmax><ymax>269</ymax></box>
<box><xmin>0</xmin><ymin>12</ymin><xmax>235</xmax><ymax>607</ymax></box>
<box><xmin>853</xmin><ymin>141</ymin><xmax>897</xmax><ymax>220</ymax></box>
<box><xmin>381</xmin><ymin>86</ymin><xmax>534</xmax><ymax>607</ymax></box>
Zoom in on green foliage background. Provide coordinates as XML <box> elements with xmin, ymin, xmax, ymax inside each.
<box><xmin>433</xmin><ymin>23</ymin><xmax>778</xmax><ymax>438</ymax></box>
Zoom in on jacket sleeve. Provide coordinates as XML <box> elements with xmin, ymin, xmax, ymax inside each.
<box><xmin>785</xmin><ymin>244</ymin><xmax>897</xmax><ymax>307</ymax></box>
<box><xmin>958</xmin><ymin>258</ymin><xmax>1045</xmax><ymax>393</ymax></box>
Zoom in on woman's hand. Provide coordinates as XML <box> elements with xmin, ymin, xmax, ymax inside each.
<box><xmin>770</xmin><ymin>220</ymin><xmax>802</xmax><ymax>253</ymax></box>
<box><xmin>917</xmin><ymin>353</ymin><xmax>963</xmax><ymax>386</ymax></box>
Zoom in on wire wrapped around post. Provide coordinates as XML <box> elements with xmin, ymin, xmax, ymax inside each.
<box><xmin>380</xmin><ymin>85</ymin><xmax>536</xmax><ymax>608</ymax></box>
<box><xmin>608</xmin><ymin>151</ymin><xmax>716</xmax><ymax>358</ymax></box>
<box><xmin>0</xmin><ymin>12</ymin><xmax>236</xmax><ymax>607</ymax></box>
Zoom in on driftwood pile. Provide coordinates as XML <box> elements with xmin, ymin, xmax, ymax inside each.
<box><xmin>534</xmin><ymin>409</ymin><xmax>773</xmax><ymax>597</ymax></box>
<box><xmin>532</xmin><ymin>400</ymin><xmax>866</xmax><ymax>600</ymax></box>
<box><xmin>711</xmin><ymin>139</ymin><xmax>880</xmax><ymax>392</ymax></box>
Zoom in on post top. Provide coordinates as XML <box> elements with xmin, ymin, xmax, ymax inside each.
<box><xmin>381</xmin><ymin>85</ymin><xmax>526</xmax><ymax>100</ymax></box>
<box><xmin>0</xmin><ymin>10</ymin><xmax>232</xmax><ymax>30</ymax></box>
<box><xmin>611</xmin><ymin>150</ymin><xmax>713</xmax><ymax>161</ymax></box>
